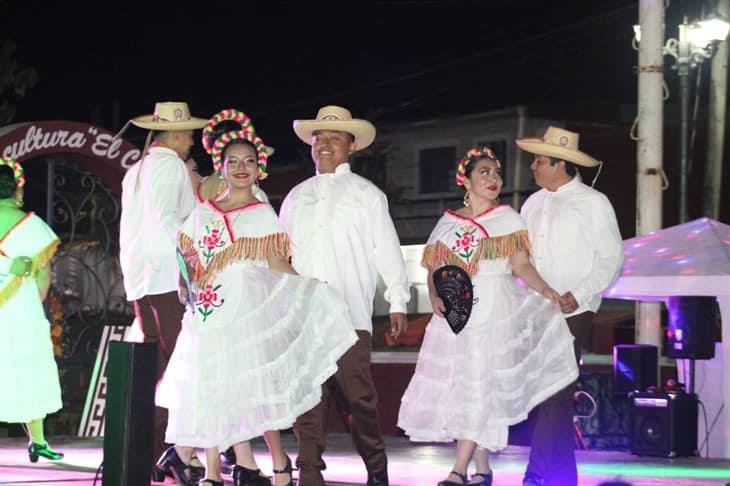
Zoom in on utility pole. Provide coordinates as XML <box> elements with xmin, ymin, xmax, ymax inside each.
<box><xmin>636</xmin><ymin>0</ymin><xmax>665</xmax><ymax>350</ymax></box>
<box><xmin>704</xmin><ymin>0</ymin><xmax>729</xmax><ymax>219</ymax></box>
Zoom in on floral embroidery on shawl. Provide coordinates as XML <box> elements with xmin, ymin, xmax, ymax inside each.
<box><xmin>451</xmin><ymin>225</ymin><xmax>480</xmax><ymax>262</ymax></box>
<box><xmin>422</xmin><ymin>230</ymin><xmax>530</xmax><ymax>277</ymax></box>
<box><xmin>198</xmin><ymin>222</ymin><xmax>227</xmax><ymax>264</ymax></box>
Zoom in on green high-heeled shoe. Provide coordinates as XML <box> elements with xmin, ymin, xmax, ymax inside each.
<box><xmin>28</xmin><ymin>442</ymin><xmax>64</xmax><ymax>462</ymax></box>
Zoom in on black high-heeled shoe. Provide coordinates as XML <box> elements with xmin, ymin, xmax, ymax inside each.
<box><xmin>437</xmin><ymin>470</ymin><xmax>468</xmax><ymax>486</ymax></box>
<box><xmin>197</xmin><ymin>479</ymin><xmax>224</xmax><ymax>486</ymax></box>
<box><xmin>189</xmin><ymin>454</ymin><xmax>206</xmax><ymax>483</ymax></box>
<box><xmin>154</xmin><ymin>454</ymin><xmax>205</xmax><ymax>483</ymax></box>
<box><xmin>156</xmin><ymin>446</ymin><xmax>195</xmax><ymax>486</ymax></box>
<box><xmin>232</xmin><ymin>464</ymin><xmax>272</xmax><ymax>486</ymax></box>
<box><xmin>220</xmin><ymin>447</ymin><xmax>236</xmax><ymax>475</ymax></box>
<box><xmin>470</xmin><ymin>471</ymin><xmax>493</xmax><ymax>486</ymax></box>
<box><xmin>28</xmin><ymin>442</ymin><xmax>64</xmax><ymax>462</ymax></box>
<box><xmin>272</xmin><ymin>455</ymin><xmax>294</xmax><ymax>486</ymax></box>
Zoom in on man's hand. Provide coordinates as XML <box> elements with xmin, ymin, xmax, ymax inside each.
<box><xmin>559</xmin><ymin>292</ymin><xmax>579</xmax><ymax>314</ymax></box>
<box><xmin>389</xmin><ymin>312</ymin><xmax>408</xmax><ymax>339</ymax></box>
<box><xmin>9</xmin><ymin>256</ymin><xmax>32</xmax><ymax>277</ymax></box>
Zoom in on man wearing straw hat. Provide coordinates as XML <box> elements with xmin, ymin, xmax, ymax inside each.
<box><xmin>280</xmin><ymin>105</ymin><xmax>410</xmax><ymax>486</ymax></box>
<box><xmin>118</xmin><ymin>101</ymin><xmax>207</xmax><ymax>480</ymax></box>
<box><xmin>516</xmin><ymin>126</ymin><xmax>623</xmax><ymax>486</ymax></box>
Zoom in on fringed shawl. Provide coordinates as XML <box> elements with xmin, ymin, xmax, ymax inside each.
<box><xmin>179</xmin><ymin>231</ymin><xmax>290</xmax><ymax>287</ymax></box>
<box><xmin>0</xmin><ymin>213</ymin><xmax>60</xmax><ymax>306</ymax></box>
<box><xmin>421</xmin><ymin>206</ymin><xmax>531</xmax><ymax>277</ymax></box>
<box><xmin>178</xmin><ymin>202</ymin><xmax>290</xmax><ymax>287</ymax></box>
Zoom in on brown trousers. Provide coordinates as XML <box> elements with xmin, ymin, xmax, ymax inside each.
<box><xmin>133</xmin><ymin>291</ymin><xmax>184</xmax><ymax>468</ymax></box>
<box><xmin>525</xmin><ymin>311</ymin><xmax>595</xmax><ymax>486</ymax></box>
<box><xmin>295</xmin><ymin>330</ymin><xmax>387</xmax><ymax>486</ymax></box>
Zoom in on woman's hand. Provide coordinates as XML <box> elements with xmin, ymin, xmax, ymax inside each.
<box><xmin>430</xmin><ymin>294</ymin><xmax>446</xmax><ymax>317</ymax></box>
<box><xmin>541</xmin><ymin>286</ymin><xmax>560</xmax><ymax>304</ymax></box>
<box><xmin>178</xmin><ymin>284</ymin><xmax>190</xmax><ymax>306</ymax></box>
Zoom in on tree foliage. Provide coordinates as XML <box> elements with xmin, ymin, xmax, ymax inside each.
<box><xmin>0</xmin><ymin>39</ymin><xmax>38</xmax><ymax>124</ymax></box>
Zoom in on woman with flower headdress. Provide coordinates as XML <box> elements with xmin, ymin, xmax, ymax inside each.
<box><xmin>397</xmin><ymin>147</ymin><xmax>579</xmax><ymax>486</ymax></box>
<box><xmin>155</xmin><ymin>109</ymin><xmax>357</xmax><ymax>486</ymax></box>
<box><xmin>0</xmin><ymin>157</ymin><xmax>64</xmax><ymax>463</ymax></box>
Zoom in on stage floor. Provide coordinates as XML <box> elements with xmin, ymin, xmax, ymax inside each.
<box><xmin>1</xmin><ymin>434</ymin><xmax>729</xmax><ymax>485</ymax></box>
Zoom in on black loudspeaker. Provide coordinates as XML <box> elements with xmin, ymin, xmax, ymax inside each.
<box><xmin>613</xmin><ymin>344</ymin><xmax>658</xmax><ymax>396</ymax></box>
<box><xmin>666</xmin><ymin>296</ymin><xmax>716</xmax><ymax>360</ymax></box>
<box><xmin>103</xmin><ymin>342</ymin><xmax>157</xmax><ymax>485</ymax></box>
<box><xmin>630</xmin><ymin>391</ymin><xmax>698</xmax><ymax>457</ymax></box>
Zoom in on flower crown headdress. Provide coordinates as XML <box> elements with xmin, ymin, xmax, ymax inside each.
<box><xmin>202</xmin><ymin>109</ymin><xmax>270</xmax><ymax>180</ymax></box>
<box><xmin>0</xmin><ymin>156</ymin><xmax>25</xmax><ymax>188</ymax></box>
<box><xmin>455</xmin><ymin>146</ymin><xmax>501</xmax><ymax>186</ymax></box>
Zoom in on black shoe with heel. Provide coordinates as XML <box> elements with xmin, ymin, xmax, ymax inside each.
<box><xmin>28</xmin><ymin>442</ymin><xmax>64</xmax><ymax>462</ymax></box>
<box><xmin>471</xmin><ymin>472</ymin><xmax>493</xmax><ymax>486</ymax></box>
<box><xmin>437</xmin><ymin>471</ymin><xmax>468</xmax><ymax>486</ymax></box>
<box><xmin>156</xmin><ymin>446</ymin><xmax>195</xmax><ymax>486</ymax></box>
<box><xmin>198</xmin><ymin>480</ymin><xmax>224</xmax><ymax>486</ymax></box>
<box><xmin>367</xmin><ymin>467</ymin><xmax>389</xmax><ymax>486</ymax></box>
<box><xmin>232</xmin><ymin>464</ymin><xmax>272</xmax><ymax>486</ymax></box>
<box><xmin>189</xmin><ymin>454</ymin><xmax>206</xmax><ymax>483</ymax></box>
<box><xmin>273</xmin><ymin>455</ymin><xmax>294</xmax><ymax>486</ymax></box>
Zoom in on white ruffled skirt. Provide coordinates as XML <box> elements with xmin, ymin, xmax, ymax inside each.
<box><xmin>0</xmin><ymin>281</ymin><xmax>62</xmax><ymax>423</ymax></box>
<box><xmin>156</xmin><ymin>264</ymin><xmax>357</xmax><ymax>450</ymax></box>
<box><xmin>397</xmin><ymin>273</ymin><xmax>578</xmax><ymax>450</ymax></box>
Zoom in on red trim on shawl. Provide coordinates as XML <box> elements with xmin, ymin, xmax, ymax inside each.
<box><xmin>206</xmin><ymin>200</ymin><xmax>267</xmax><ymax>242</ymax></box>
<box><xmin>0</xmin><ymin>211</ymin><xmax>34</xmax><ymax>247</ymax></box>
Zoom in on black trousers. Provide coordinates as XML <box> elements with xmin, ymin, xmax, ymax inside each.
<box><xmin>525</xmin><ymin>311</ymin><xmax>594</xmax><ymax>486</ymax></box>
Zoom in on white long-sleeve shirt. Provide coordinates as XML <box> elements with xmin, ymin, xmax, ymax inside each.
<box><xmin>520</xmin><ymin>176</ymin><xmax>623</xmax><ymax>317</ymax></box>
<box><xmin>119</xmin><ymin>146</ymin><xmax>195</xmax><ymax>301</ymax></box>
<box><xmin>279</xmin><ymin>163</ymin><xmax>410</xmax><ymax>333</ymax></box>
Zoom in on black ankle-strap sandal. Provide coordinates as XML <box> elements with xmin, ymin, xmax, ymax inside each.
<box><xmin>272</xmin><ymin>455</ymin><xmax>294</xmax><ymax>486</ymax></box>
<box><xmin>437</xmin><ymin>470</ymin><xmax>468</xmax><ymax>486</ymax></box>
<box><xmin>470</xmin><ymin>471</ymin><xmax>493</xmax><ymax>486</ymax></box>
<box><xmin>198</xmin><ymin>479</ymin><xmax>224</xmax><ymax>486</ymax></box>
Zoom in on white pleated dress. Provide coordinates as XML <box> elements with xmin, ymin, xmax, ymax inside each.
<box><xmin>156</xmin><ymin>201</ymin><xmax>357</xmax><ymax>451</ymax></box>
<box><xmin>0</xmin><ymin>213</ymin><xmax>62</xmax><ymax>423</ymax></box>
<box><xmin>397</xmin><ymin>205</ymin><xmax>578</xmax><ymax>450</ymax></box>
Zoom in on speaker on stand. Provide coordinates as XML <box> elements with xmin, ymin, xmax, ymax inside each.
<box><xmin>612</xmin><ymin>344</ymin><xmax>658</xmax><ymax>396</ymax></box>
<box><xmin>666</xmin><ymin>296</ymin><xmax>716</xmax><ymax>394</ymax></box>
<box><xmin>103</xmin><ymin>341</ymin><xmax>158</xmax><ymax>485</ymax></box>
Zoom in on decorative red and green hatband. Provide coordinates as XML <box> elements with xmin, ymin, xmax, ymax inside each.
<box><xmin>455</xmin><ymin>146</ymin><xmax>500</xmax><ymax>186</ymax></box>
<box><xmin>202</xmin><ymin>109</ymin><xmax>270</xmax><ymax>180</ymax></box>
<box><xmin>0</xmin><ymin>156</ymin><xmax>25</xmax><ymax>188</ymax></box>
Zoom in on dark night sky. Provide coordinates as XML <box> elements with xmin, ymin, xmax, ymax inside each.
<box><xmin>3</xmin><ymin>0</ymin><xmax>708</xmax><ymax>161</ymax></box>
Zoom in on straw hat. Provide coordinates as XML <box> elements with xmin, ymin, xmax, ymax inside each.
<box><xmin>515</xmin><ymin>126</ymin><xmax>599</xmax><ymax>167</ymax></box>
<box><xmin>130</xmin><ymin>102</ymin><xmax>207</xmax><ymax>130</ymax></box>
<box><xmin>293</xmin><ymin>105</ymin><xmax>376</xmax><ymax>150</ymax></box>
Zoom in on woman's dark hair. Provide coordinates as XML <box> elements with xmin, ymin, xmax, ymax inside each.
<box><xmin>464</xmin><ymin>153</ymin><xmax>502</xmax><ymax>180</ymax></box>
<box><xmin>210</xmin><ymin>122</ymin><xmax>257</xmax><ymax>157</ymax></box>
<box><xmin>0</xmin><ymin>166</ymin><xmax>17</xmax><ymax>199</ymax></box>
